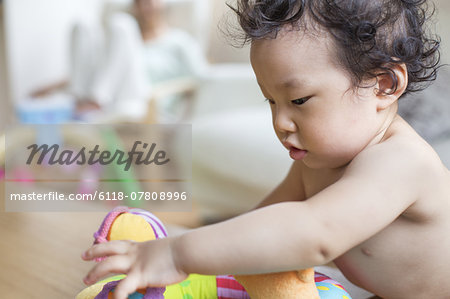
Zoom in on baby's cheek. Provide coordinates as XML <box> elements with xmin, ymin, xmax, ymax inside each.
<box><xmin>304</xmin><ymin>137</ymin><xmax>358</xmax><ymax>168</ymax></box>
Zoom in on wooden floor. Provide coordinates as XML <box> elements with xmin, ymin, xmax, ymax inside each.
<box><xmin>0</xmin><ymin>180</ymin><xmax>201</xmax><ymax>299</ymax></box>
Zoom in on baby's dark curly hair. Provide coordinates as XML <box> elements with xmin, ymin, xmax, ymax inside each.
<box><xmin>228</xmin><ymin>0</ymin><xmax>441</xmax><ymax>97</ymax></box>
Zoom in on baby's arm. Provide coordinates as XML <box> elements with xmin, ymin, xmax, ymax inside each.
<box><xmin>83</xmin><ymin>142</ymin><xmax>427</xmax><ymax>298</ymax></box>
<box><xmin>82</xmin><ymin>161</ymin><xmax>307</xmax><ymax>297</ymax></box>
<box><xmin>174</xmin><ymin>142</ymin><xmax>426</xmax><ymax>274</ymax></box>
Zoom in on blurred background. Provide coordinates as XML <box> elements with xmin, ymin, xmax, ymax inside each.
<box><xmin>0</xmin><ymin>1</ymin><xmax>449</xmax><ymax>298</ymax></box>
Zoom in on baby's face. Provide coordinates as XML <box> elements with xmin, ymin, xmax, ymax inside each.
<box><xmin>134</xmin><ymin>0</ymin><xmax>164</xmax><ymax>18</ymax></box>
<box><xmin>251</xmin><ymin>29</ymin><xmax>383</xmax><ymax>169</ymax></box>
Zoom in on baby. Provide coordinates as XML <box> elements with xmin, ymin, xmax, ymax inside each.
<box><xmin>82</xmin><ymin>0</ymin><xmax>450</xmax><ymax>298</ymax></box>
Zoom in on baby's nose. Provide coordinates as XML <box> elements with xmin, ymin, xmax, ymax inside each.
<box><xmin>274</xmin><ymin>113</ymin><xmax>296</xmax><ymax>133</ymax></box>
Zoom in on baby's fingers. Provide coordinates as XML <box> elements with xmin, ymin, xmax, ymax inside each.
<box><xmin>82</xmin><ymin>240</ymin><xmax>134</xmax><ymax>261</ymax></box>
<box><xmin>83</xmin><ymin>255</ymin><xmax>132</xmax><ymax>285</ymax></box>
<box><xmin>113</xmin><ymin>273</ymin><xmax>140</xmax><ymax>299</ymax></box>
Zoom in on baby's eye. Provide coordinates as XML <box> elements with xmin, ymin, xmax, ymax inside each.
<box><xmin>265</xmin><ymin>98</ymin><xmax>275</xmax><ymax>105</ymax></box>
<box><xmin>292</xmin><ymin>97</ymin><xmax>310</xmax><ymax>105</ymax></box>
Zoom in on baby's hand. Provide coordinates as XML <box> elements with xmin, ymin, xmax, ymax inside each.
<box><xmin>82</xmin><ymin>238</ymin><xmax>187</xmax><ymax>299</ymax></box>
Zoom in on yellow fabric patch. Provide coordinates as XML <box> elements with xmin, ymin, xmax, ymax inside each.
<box><xmin>108</xmin><ymin>213</ymin><xmax>156</xmax><ymax>242</ymax></box>
<box><xmin>76</xmin><ymin>283</ymin><xmax>106</xmax><ymax>299</ymax></box>
<box><xmin>164</xmin><ymin>274</ymin><xmax>217</xmax><ymax>299</ymax></box>
<box><xmin>317</xmin><ymin>286</ymin><xmax>330</xmax><ymax>291</ymax></box>
<box><xmin>75</xmin><ymin>275</ymin><xmax>125</xmax><ymax>299</ymax></box>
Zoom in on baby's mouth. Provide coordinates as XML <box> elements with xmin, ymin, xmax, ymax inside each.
<box><xmin>281</xmin><ymin>141</ymin><xmax>308</xmax><ymax>160</ymax></box>
<box><xmin>288</xmin><ymin>146</ymin><xmax>308</xmax><ymax>160</ymax></box>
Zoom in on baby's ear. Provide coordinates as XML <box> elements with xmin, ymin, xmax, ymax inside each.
<box><xmin>375</xmin><ymin>62</ymin><xmax>408</xmax><ymax>111</ymax></box>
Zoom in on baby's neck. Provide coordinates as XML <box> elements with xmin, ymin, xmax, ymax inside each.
<box><xmin>369</xmin><ymin>102</ymin><xmax>399</xmax><ymax>146</ymax></box>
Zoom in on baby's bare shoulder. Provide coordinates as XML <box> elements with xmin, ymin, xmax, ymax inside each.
<box><xmin>350</xmin><ymin>125</ymin><xmax>449</xmax><ymax>219</ymax></box>
<box><xmin>352</xmin><ymin>119</ymin><xmax>445</xmax><ymax>178</ymax></box>
<box><xmin>388</xmin><ymin>133</ymin><xmax>450</xmax><ymax>219</ymax></box>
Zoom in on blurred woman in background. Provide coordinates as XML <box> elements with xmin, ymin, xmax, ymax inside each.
<box><xmin>32</xmin><ymin>0</ymin><xmax>207</xmax><ymax>122</ymax></box>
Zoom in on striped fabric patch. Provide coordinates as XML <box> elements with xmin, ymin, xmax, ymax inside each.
<box><xmin>314</xmin><ymin>272</ymin><xmax>346</xmax><ymax>290</ymax></box>
<box><xmin>216</xmin><ymin>275</ymin><xmax>250</xmax><ymax>299</ymax></box>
